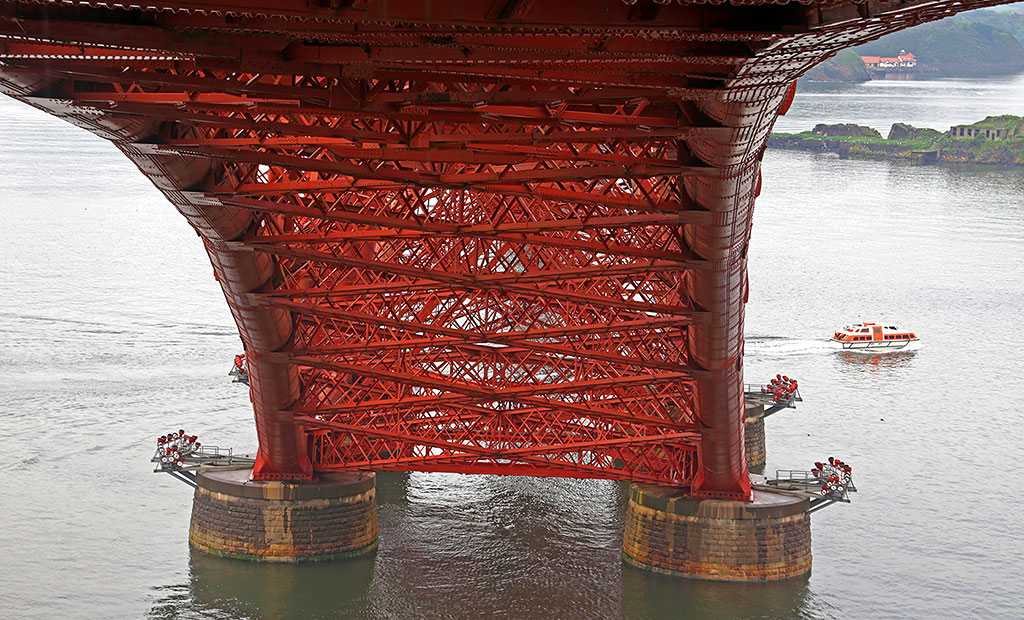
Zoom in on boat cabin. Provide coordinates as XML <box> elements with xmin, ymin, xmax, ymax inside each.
<box><xmin>831</xmin><ymin>322</ymin><xmax>918</xmax><ymax>348</ymax></box>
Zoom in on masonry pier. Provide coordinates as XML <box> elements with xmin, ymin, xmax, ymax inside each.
<box><xmin>2</xmin><ymin>0</ymin><xmax>918</xmax><ymax>582</ymax></box>
<box><xmin>189</xmin><ymin>469</ymin><xmax>378</xmax><ymax>562</ymax></box>
<box><xmin>745</xmin><ymin>404</ymin><xmax>767</xmax><ymax>470</ymax></box>
<box><xmin>743</xmin><ymin>379</ymin><xmax>802</xmax><ymax>470</ymax></box>
<box><xmin>622</xmin><ymin>484</ymin><xmax>812</xmax><ymax>581</ymax></box>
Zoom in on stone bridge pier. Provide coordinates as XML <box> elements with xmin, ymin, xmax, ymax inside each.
<box><xmin>1</xmin><ymin>0</ymin><xmax>1012</xmax><ymax>581</ymax></box>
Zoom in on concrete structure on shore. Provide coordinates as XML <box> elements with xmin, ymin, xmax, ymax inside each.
<box><xmin>951</xmin><ymin>125</ymin><xmax>1012</xmax><ymax>139</ymax></box>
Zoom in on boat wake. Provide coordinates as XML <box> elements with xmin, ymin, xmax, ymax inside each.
<box><xmin>744</xmin><ymin>336</ymin><xmax>834</xmax><ymax>359</ymax></box>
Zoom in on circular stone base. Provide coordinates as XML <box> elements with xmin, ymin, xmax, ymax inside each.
<box><xmin>623</xmin><ymin>484</ymin><xmax>810</xmax><ymax>581</ymax></box>
<box><xmin>189</xmin><ymin>469</ymin><xmax>377</xmax><ymax>562</ymax></box>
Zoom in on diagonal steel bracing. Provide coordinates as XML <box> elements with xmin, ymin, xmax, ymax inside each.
<box><xmin>2</xmin><ymin>0</ymin><xmax>1016</xmax><ymax>497</ymax></box>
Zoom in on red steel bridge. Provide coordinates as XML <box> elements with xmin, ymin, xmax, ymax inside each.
<box><xmin>1</xmin><ymin>0</ymin><xmax>1013</xmax><ymax>501</ymax></box>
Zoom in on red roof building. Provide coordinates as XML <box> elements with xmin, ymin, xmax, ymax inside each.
<box><xmin>861</xmin><ymin>50</ymin><xmax>916</xmax><ymax>69</ymax></box>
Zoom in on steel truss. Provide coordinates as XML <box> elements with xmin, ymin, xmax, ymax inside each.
<box><xmin>0</xmin><ymin>0</ymin><xmax>1013</xmax><ymax>500</ymax></box>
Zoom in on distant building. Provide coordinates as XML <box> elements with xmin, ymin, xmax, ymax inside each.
<box><xmin>951</xmin><ymin>125</ymin><xmax>1009</xmax><ymax>140</ymax></box>
<box><xmin>860</xmin><ymin>50</ymin><xmax>917</xmax><ymax>70</ymax></box>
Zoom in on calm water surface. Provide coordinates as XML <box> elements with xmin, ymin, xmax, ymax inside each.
<box><xmin>1</xmin><ymin>75</ymin><xmax>1023</xmax><ymax>620</ymax></box>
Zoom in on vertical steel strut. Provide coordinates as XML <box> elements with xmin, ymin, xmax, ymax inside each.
<box><xmin>0</xmin><ymin>0</ymin><xmax>1012</xmax><ymax>499</ymax></box>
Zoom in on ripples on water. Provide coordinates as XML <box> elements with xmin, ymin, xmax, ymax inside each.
<box><xmin>2</xmin><ymin>75</ymin><xmax>1024</xmax><ymax>620</ymax></box>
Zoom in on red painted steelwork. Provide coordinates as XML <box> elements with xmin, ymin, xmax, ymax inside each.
<box><xmin>1</xmin><ymin>0</ymin><xmax>1017</xmax><ymax>498</ymax></box>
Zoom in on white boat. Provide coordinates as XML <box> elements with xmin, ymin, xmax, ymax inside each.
<box><xmin>830</xmin><ymin>322</ymin><xmax>918</xmax><ymax>351</ymax></box>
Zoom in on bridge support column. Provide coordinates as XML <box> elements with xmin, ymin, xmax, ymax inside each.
<box><xmin>745</xmin><ymin>404</ymin><xmax>766</xmax><ymax>470</ymax></box>
<box><xmin>189</xmin><ymin>469</ymin><xmax>377</xmax><ymax>562</ymax></box>
<box><xmin>623</xmin><ymin>484</ymin><xmax>810</xmax><ymax>581</ymax></box>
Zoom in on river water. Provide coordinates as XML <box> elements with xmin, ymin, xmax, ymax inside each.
<box><xmin>1</xmin><ymin>74</ymin><xmax>1023</xmax><ymax>620</ymax></box>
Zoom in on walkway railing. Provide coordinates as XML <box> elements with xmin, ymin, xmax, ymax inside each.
<box><xmin>151</xmin><ymin>431</ymin><xmax>255</xmax><ymax>488</ymax></box>
<box><xmin>760</xmin><ymin>458</ymin><xmax>856</xmax><ymax>513</ymax></box>
<box><xmin>744</xmin><ymin>381</ymin><xmax>802</xmax><ymax>411</ymax></box>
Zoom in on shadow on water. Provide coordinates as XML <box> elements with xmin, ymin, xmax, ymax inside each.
<box><xmin>620</xmin><ymin>567</ymin><xmax>820</xmax><ymax>620</ymax></box>
<box><xmin>148</xmin><ymin>548</ymin><xmax>377</xmax><ymax>620</ymax></box>
<box><xmin>375</xmin><ymin>469</ymin><xmax>412</xmax><ymax>505</ymax></box>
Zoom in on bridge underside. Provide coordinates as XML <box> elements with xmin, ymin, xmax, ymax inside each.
<box><xmin>1</xmin><ymin>0</ymin><xmax>1011</xmax><ymax>501</ymax></box>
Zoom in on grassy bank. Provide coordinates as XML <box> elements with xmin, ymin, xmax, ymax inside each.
<box><xmin>768</xmin><ymin>116</ymin><xmax>1024</xmax><ymax>166</ymax></box>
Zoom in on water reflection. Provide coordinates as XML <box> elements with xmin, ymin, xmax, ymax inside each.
<box><xmin>833</xmin><ymin>350</ymin><xmax>918</xmax><ymax>372</ymax></box>
<box><xmin>150</xmin><ymin>546</ymin><xmax>820</xmax><ymax>620</ymax></box>
<box><xmin>147</xmin><ymin>472</ymin><xmax>821</xmax><ymax>620</ymax></box>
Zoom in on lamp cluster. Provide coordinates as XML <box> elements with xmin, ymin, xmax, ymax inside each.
<box><xmin>229</xmin><ymin>353</ymin><xmax>249</xmax><ymax>385</ymax></box>
<box><xmin>763</xmin><ymin>374</ymin><xmax>798</xmax><ymax>403</ymax></box>
<box><xmin>156</xmin><ymin>430</ymin><xmax>200</xmax><ymax>470</ymax></box>
<box><xmin>812</xmin><ymin>457</ymin><xmax>853</xmax><ymax>498</ymax></box>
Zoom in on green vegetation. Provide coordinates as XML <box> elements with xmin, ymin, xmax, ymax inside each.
<box><xmin>887</xmin><ymin>123</ymin><xmax>942</xmax><ymax>142</ymax></box>
<box><xmin>811</xmin><ymin>123</ymin><xmax>880</xmax><ymax>138</ymax></box>
<box><xmin>854</xmin><ymin>19</ymin><xmax>1024</xmax><ymax>76</ymax></box>
<box><xmin>804</xmin><ymin>8</ymin><xmax>1024</xmax><ymax>80</ymax></box>
<box><xmin>947</xmin><ymin>8</ymin><xmax>1024</xmax><ymax>51</ymax></box>
<box><xmin>941</xmin><ymin>137</ymin><xmax>1024</xmax><ymax>165</ymax></box>
<box><xmin>965</xmin><ymin>115</ymin><xmax>1022</xmax><ymax>130</ymax></box>
<box><xmin>803</xmin><ymin>49</ymin><xmax>870</xmax><ymax>82</ymax></box>
<box><xmin>768</xmin><ymin>116</ymin><xmax>1024</xmax><ymax>166</ymax></box>
<box><xmin>773</xmin><ymin>131</ymin><xmax>938</xmax><ymax>151</ymax></box>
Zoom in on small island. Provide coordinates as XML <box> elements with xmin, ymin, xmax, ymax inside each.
<box><xmin>768</xmin><ymin>115</ymin><xmax>1024</xmax><ymax>166</ymax></box>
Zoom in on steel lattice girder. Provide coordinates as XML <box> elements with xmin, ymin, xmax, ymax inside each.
<box><xmin>0</xmin><ymin>0</ymin><xmax>1016</xmax><ymax>500</ymax></box>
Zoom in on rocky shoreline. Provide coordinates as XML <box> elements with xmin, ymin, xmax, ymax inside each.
<box><xmin>768</xmin><ymin>116</ymin><xmax>1024</xmax><ymax>166</ymax></box>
